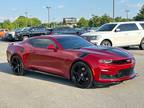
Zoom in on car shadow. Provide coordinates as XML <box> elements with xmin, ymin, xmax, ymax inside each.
<box><xmin>122</xmin><ymin>46</ymin><xmax>141</xmax><ymax>50</ymax></box>
<box><xmin>0</xmin><ymin>62</ymin><xmax>123</xmax><ymax>89</ymax></box>
<box><xmin>0</xmin><ymin>62</ymin><xmax>74</xmax><ymax>87</ymax></box>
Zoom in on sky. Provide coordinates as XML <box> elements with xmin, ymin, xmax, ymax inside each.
<box><xmin>0</xmin><ymin>0</ymin><xmax>143</xmax><ymax>23</ymax></box>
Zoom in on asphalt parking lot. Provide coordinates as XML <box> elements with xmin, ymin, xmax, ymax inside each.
<box><xmin>0</xmin><ymin>40</ymin><xmax>144</xmax><ymax>108</ymax></box>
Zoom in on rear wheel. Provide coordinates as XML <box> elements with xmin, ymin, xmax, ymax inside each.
<box><xmin>11</xmin><ymin>55</ymin><xmax>25</xmax><ymax>75</ymax></box>
<box><xmin>71</xmin><ymin>61</ymin><xmax>93</xmax><ymax>88</ymax></box>
<box><xmin>139</xmin><ymin>38</ymin><xmax>144</xmax><ymax>50</ymax></box>
<box><xmin>100</xmin><ymin>40</ymin><xmax>112</xmax><ymax>47</ymax></box>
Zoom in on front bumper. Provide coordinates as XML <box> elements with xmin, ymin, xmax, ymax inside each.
<box><xmin>90</xmin><ymin>40</ymin><xmax>101</xmax><ymax>45</ymax></box>
<box><xmin>93</xmin><ymin>61</ymin><xmax>136</xmax><ymax>83</ymax></box>
<box><xmin>3</xmin><ymin>34</ymin><xmax>15</xmax><ymax>41</ymax></box>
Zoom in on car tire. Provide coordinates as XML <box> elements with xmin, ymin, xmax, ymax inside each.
<box><xmin>10</xmin><ymin>55</ymin><xmax>25</xmax><ymax>75</ymax></box>
<box><xmin>139</xmin><ymin>38</ymin><xmax>144</xmax><ymax>50</ymax></box>
<box><xmin>100</xmin><ymin>40</ymin><xmax>112</xmax><ymax>47</ymax></box>
<box><xmin>71</xmin><ymin>61</ymin><xmax>93</xmax><ymax>88</ymax></box>
<box><xmin>23</xmin><ymin>36</ymin><xmax>29</xmax><ymax>41</ymax></box>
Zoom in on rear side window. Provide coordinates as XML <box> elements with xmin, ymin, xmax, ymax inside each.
<box><xmin>140</xmin><ymin>23</ymin><xmax>144</xmax><ymax>29</ymax></box>
<box><xmin>117</xmin><ymin>23</ymin><xmax>138</xmax><ymax>31</ymax></box>
<box><xmin>28</xmin><ymin>38</ymin><xmax>56</xmax><ymax>48</ymax></box>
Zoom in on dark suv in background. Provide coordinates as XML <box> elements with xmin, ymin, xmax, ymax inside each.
<box><xmin>15</xmin><ymin>27</ymin><xmax>51</xmax><ymax>40</ymax></box>
<box><xmin>51</xmin><ymin>27</ymin><xmax>84</xmax><ymax>35</ymax></box>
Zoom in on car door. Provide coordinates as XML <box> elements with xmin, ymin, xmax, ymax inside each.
<box><xmin>114</xmin><ymin>23</ymin><xmax>139</xmax><ymax>46</ymax></box>
<box><xmin>27</xmin><ymin>38</ymin><xmax>66</xmax><ymax>76</ymax></box>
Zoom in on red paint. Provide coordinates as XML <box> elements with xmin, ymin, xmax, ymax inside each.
<box><xmin>7</xmin><ymin>35</ymin><xmax>136</xmax><ymax>84</ymax></box>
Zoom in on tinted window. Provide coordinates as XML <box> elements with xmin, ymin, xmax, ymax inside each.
<box><xmin>23</xmin><ymin>28</ymin><xmax>30</xmax><ymax>32</ymax></box>
<box><xmin>97</xmin><ymin>24</ymin><xmax>117</xmax><ymax>31</ymax></box>
<box><xmin>56</xmin><ymin>36</ymin><xmax>94</xmax><ymax>49</ymax></box>
<box><xmin>140</xmin><ymin>23</ymin><xmax>144</xmax><ymax>29</ymax></box>
<box><xmin>52</xmin><ymin>27</ymin><xmax>78</xmax><ymax>34</ymax></box>
<box><xmin>28</xmin><ymin>38</ymin><xmax>56</xmax><ymax>48</ymax></box>
<box><xmin>117</xmin><ymin>23</ymin><xmax>138</xmax><ymax>31</ymax></box>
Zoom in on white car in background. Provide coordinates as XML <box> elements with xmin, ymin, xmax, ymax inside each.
<box><xmin>81</xmin><ymin>21</ymin><xmax>144</xmax><ymax>50</ymax></box>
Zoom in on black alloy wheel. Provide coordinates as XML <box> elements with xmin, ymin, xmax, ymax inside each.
<box><xmin>71</xmin><ymin>61</ymin><xmax>93</xmax><ymax>88</ymax></box>
<box><xmin>139</xmin><ymin>38</ymin><xmax>144</xmax><ymax>50</ymax></box>
<box><xmin>100</xmin><ymin>40</ymin><xmax>112</xmax><ymax>47</ymax></box>
<box><xmin>11</xmin><ymin>56</ymin><xmax>25</xmax><ymax>75</ymax></box>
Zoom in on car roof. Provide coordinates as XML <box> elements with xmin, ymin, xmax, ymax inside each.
<box><xmin>49</xmin><ymin>34</ymin><xmax>79</xmax><ymax>38</ymax></box>
<box><xmin>108</xmin><ymin>21</ymin><xmax>144</xmax><ymax>25</ymax></box>
<box><xmin>29</xmin><ymin>34</ymin><xmax>80</xmax><ymax>40</ymax></box>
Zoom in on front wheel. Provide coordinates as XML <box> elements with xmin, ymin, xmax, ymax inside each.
<box><xmin>23</xmin><ymin>36</ymin><xmax>29</xmax><ymax>41</ymax></box>
<box><xmin>71</xmin><ymin>61</ymin><xmax>93</xmax><ymax>88</ymax></box>
<box><xmin>139</xmin><ymin>38</ymin><xmax>144</xmax><ymax>50</ymax></box>
<box><xmin>10</xmin><ymin>55</ymin><xmax>25</xmax><ymax>75</ymax></box>
<box><xmin>100</xmin><ymin>40</ymin><xmax>112</xmax><ymax>47</ymax></box>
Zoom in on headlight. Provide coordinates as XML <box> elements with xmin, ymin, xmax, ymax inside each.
<box><xmin>90</xmin><ymin>35</ymin><xmax>101</xmax><ymax>40</ymax></box>
<box><xmin>99</xmin><ymin>59</ymin><xmax>113</xmax><ymax>64</ymax></box>
<box><xmin>90</xmin><ymin>36</ymin><xmax>97</xmax><ymax>40</ymax></box>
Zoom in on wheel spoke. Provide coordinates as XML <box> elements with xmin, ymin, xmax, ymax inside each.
<box><xmin>78</xmin><ymin>76</ymin><xmax>82</xmax><ymax>82</ymax></box>
<box><xmin>13</xmin><ymin>66</ymin><xmax>18</xmax><ymax>72</ymax></box>
<box><xmin>12</xmin><ymin>61</ymin><xmax>17</xmax><ymax>65</ymax></box>
<box><xmin>71</xmin><ymin>62</ymin><xmax>92</xmax><ymax>88</ymax></box>
<box><xmin>17</xmin><ymin>65</ymin><xmax>21</xmax><ymax>73</ymax></box>
<box><xmin>11</xmin><ymin>56</ymin><xmax>24</xmax><ymax>75</ymax></box>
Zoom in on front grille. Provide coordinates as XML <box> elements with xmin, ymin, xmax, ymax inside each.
<box><xmin>118</xmin><ymin>68</ymin><xmax>134</xmax><ymax>77</ymax></box>
<box><xmin>101</xmin><ymin>68</ymin><xmax>134</xmax><ymax>79</ymax></box>
<box><xmin>112</xmin><ymin>59</ymin><xmax>132</xmax><ymax>65</ymax></box>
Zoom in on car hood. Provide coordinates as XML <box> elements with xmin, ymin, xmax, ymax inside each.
<box><xmin>81</xmin><ymin>31</ymin><xmax>112</xmax><ymax>36</ymax></box>
<box><xmin>9</xmin><ymin>31</ymin><xmax>15</xmax><ymax>35</ymax></box>
<box><xmin>79</xmin><ymin>46</ymin><xmax>132</xmax><ymax>60</ymax></box>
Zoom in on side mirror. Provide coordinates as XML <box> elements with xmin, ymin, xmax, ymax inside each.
<box><xmin>115</xmin><ymin>28</ymin><xmax>120</xmax><ymax>32</ymax></box>
<box><xmin>47</xmin><ymin>44</ymin><xmax>57</xmax><ymax>52</ymax></box>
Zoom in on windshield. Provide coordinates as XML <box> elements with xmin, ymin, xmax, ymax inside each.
<box><xmin>56</xmin><ymin>36</ymin><xmax>94</xmax><ymax>49</ymax></box>
<box><xmin>97</xmin><ymin>24</ymin><xmax>117</xmax><ymax>31</ymax></box>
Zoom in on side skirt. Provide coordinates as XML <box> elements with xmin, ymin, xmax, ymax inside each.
<box><xmin>26</xmin><ymin>69</ymin><xmax>68</xmax><ymax>80</ymax></box>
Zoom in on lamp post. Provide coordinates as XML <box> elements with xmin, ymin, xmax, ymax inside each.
<box><xmin>29</xmin><ymin>15</ymin><xmax>32</xmax><ymax>26</ymax></box>
<box><xmin>91</xmin><ymin>14</ymin><xmax>95</xmax><ymax>27</ymax></box>
<box><xmin>113</xmin><ymin>0</ymin><xmax>115</xmax><ymax>20</ymax></box>
<box><xmin>25</xmin><ymin>12</ymin><xmax>28</xmax><ymax>27</ymax></box>
<box><xmin>125</xmin><ymin>9</ymin><xmax>130</xmax><ymax>19</ymax></box>
<box><xmin>46</xmin><ymin>6</ymin><xmax>51</xmax><ymax>25</ymax></box>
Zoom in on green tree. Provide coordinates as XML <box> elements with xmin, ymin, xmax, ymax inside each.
<box><xmin>13</xmin><ymin>16</ymin><xmax>41</xmax><ymax>28</ymax></box>
<box><xmin>2</xmin><ymin>20</ymin><xmax>13</xmax><ymax>30</ymax></box>
<box><xmin>13</xmin><ymin>16</ymin><xmax>28</xmax><ymax>28</ymax></box>
<box><xmin>77</xmin><ymin>17</ymin><xmax>89</xmax><ymax>27</ymax></box>
<box><xmin>89</xmin><ymin>15</ymin><xmax>112</xmax><ymax>27</ymax></box>
<box><xmin>89</xmin><ymin>16</ymin><xmax>101</xmax><ymax>27</ymax></box>
<box><xmin>28</xmin><ymin>18</ymin><xmax>41</xmax><ymax>27</ymax></box>
<box><xmin>0</xmin><ymin>23</ymin><xmax>4</xmax><ymax>29</ymax></box>
<box><xmin>99</xmin><ymin>14</ymin><xmax>113</xmax><ymax>25</ymax></box>
<box><xmin>134</xmin><ymin>4</ymin><xmax>144</xmax><ymax>21</ymax></box>
<box><xmin>115</xmin><ymin>17</ymin><xmax>129</xmax><ymax>22</ymax></box>
<box><xmin>0</xmin><ymin>16</ymin><xmax>42</xmax><ymax>30</ymax></box>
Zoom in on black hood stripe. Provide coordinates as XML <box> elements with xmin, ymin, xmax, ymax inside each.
<box><xmin>79</xmin><ymin>52</ymin><xmax>89</xmax><ymax>58</ymax></box>
<box><xmin>106</xmin><ymin>48</ymin><xmax>129</xmax><ymax>57</ymax></box>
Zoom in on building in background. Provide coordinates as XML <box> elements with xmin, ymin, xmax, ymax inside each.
<box><xmin>63</xmin><ymin>17</ymin><xmax>77</xmax><ymax>27</ymax></box>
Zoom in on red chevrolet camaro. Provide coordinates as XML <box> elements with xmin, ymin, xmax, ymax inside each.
<box><xmin>7</xmin><ymin>35</ymin><xmax>136</xmax><ymax>88</ymax></box>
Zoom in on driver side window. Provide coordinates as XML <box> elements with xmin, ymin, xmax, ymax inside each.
<box><xmin>28</xmin><ymin>38</ymin><xmax>57</xmax><ymax>49</ymax></box>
